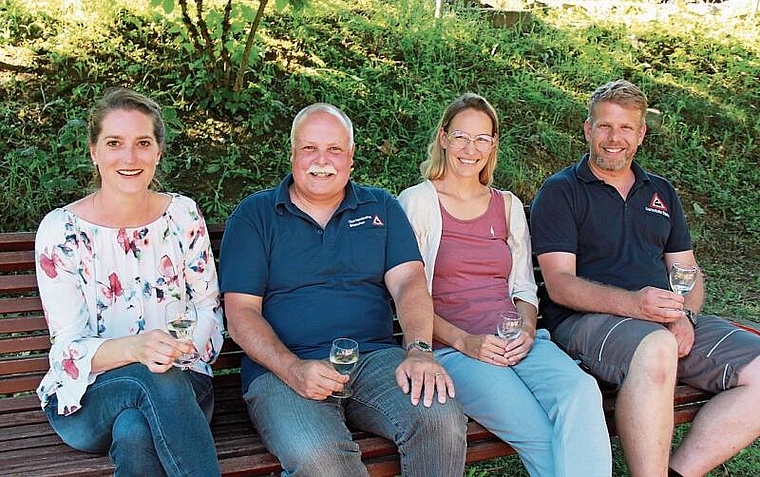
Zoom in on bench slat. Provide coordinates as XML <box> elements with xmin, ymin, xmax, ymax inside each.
<box><xmin>0</xmin><ymin>233</ymin><xmax>35</xmax><ymax>253</ymax></box>
<box><xmin>0</xmin><ymin>334</ymin><xmax>51</xmax><ymax>354</ymax></box>
<box><xmin>0</xmin><ymin>315</ymin><xmax>47</xmax><ymax>333</ymax></box>
<box><xmin>0</xmin><ymin>297</ymin><xmax>44</xmax><ymax>316</ymax></box>
<box><xmin>0</xmin><ymin>274</ymin><xmax>39</xmax><ymax>294</ymax></box>
<box><xmin>0</xmin><ymin>251</ymin><xmax>36</xmax><ymax>273</ymax></box>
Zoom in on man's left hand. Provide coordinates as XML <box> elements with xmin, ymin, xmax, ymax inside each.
<box><xmin>667</xmin><ymin>315</ymin><xmax>695</xmax><ymax>357</ymax></box>
<box><xmin>395</xmin><ymin>350</ymin><xmax>455</xmax><ymax>407</ymax></box>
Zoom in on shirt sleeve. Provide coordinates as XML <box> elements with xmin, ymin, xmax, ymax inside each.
<box><xmin>383</xmin><ymin>192</ymin><xmax>423</xmax><ymax>271</ymax></box>
<box><xmin>505</xmin><ymin>193</ymin><xmax>538</xmax><ymax>310</ymax></box>
<box><xmin>177</xmin><ymin>199</ymin><xmax>225</xmax><ymax>367</ymax></box>
<box><xmin>35</xmin><ymin>210</ymin><xmax>106</xmax><ymax>415</ymax></box>
<box><xmin>530</xmin><ymin>176</ymin><xmax>578</xmax><ymax>257</ymax></box>
<box><xmin>219</xmin><ymin>198</ymin><xmax>269</xmax><ymax>297</ymax></box>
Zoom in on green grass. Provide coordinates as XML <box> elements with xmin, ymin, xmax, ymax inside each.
<box><xmin>2</xmin><ymin>0</ymin><xmax>759</xmax><ymax>474</ymax></box>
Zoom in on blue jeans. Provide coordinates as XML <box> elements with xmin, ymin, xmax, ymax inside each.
<box><xmin>45</xmin><ymin>363</ymin><xmax>220</xmax><ymax>477</ymax></box>
<box><xmin>244</xmin><ymin>346</ymin><xmax>467</xmax><ymax>477</ymax></box>
<box><xmin>435</xmin><ymin>330</ymin><xmax>612</xmax><ymax>477</ymax></box>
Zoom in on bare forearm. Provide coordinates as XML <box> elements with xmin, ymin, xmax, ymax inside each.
<box><xmin>433</xmin><ymin>313</ymin><xmax>469</xmax><ymax>350</ymax></box>
<box><xmin>394</xmin><ymin>277</ymin><xmax>434</xmax><ymax>344</ymax></box>
<box><xmin>226</xmin><ymin>306</ymin><xmax>300</xmax><ymax>380</ymax></box>
<box><xmin>547</xmin><ymin>272</ymin><xmax>638</xmax><ymax>317</ymax></box>
<box><xmin>91</xmin><ymin>336</ymin><xmax>139</xmax><ymax>373</ymax></box>
<box><xmin>514</xmin><ymin>299</ymin><xmax>538</xmax><ymax>338</ymax></box>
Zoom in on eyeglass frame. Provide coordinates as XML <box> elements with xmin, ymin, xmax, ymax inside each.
<box><xmin>443</xmin><ymin>129</ymin><xmax>497</xmax><ymax>152</ymax></box>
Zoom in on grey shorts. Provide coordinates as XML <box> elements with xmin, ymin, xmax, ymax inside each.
<box><xmin>553</xmin><ymin>313</ymin><xmax>760</xmax><ymax>393</ymax></box>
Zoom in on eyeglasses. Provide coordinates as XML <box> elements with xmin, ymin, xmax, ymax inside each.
<box><xmin>445</xmin><ymin>130</ymin><xmax>495</xmax><ymax>152</ymax></box>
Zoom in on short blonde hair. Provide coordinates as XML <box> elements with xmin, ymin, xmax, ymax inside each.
<box><xmin>588</xmin><ymin>80</ymin><xmax>648</xmax><ymax>125</ymax></box>
<box><xmin>420</xmin><ymin>93</ymin><xmax>500</xmax><ymax>186</ymax></box>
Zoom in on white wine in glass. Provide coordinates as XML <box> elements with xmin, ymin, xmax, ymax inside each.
<box><xmin>496</xmin><ymin>311</ymin><xmax>523</xmax><ymax>341</ymax></box>
<box><xmin>329</xmin><ymin>338</ymin><xmax>359</xmax><ymax>398</ymax></box>
<box><xmin>669</xmin><ymin>263</ymin><xmax>698</xmax><ymax>296</ymax></box>
<box><xmin>165</xmin><ymin>300</ymin><xmax>200</xmax><ymax>369</ymax></box>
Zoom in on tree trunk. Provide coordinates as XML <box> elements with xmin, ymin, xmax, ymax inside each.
<box><xmin>234</xmin><ymin>0</ymin><xmax>269</xmax><ymax>92</ymax></box>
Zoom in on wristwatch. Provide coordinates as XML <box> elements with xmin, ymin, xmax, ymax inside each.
<box><xmin>685</xmin><ymin>309</ymin><xmax>697</xmax><ymax>327</ymax></box>
<box><xmin>406</xmin><ymin>339</ymin><xmax>433</xmax><ymax>353</ymax></box>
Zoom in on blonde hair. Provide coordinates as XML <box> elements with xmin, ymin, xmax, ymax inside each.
<box><xmin>588</xmin><ymin>80</ymin><xmax>648</xmax><ymax>125</ymax></box>
<box><xmin>420</xmin><ymin>93</ymin><xmax>500</xmax><ymax>186</ymax></box>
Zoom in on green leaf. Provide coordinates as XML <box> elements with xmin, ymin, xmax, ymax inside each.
<box><xmin>693</xmin><ymin>202</ymin><xmax>705</xmax><ymax>216</ymax></box>
<box><xmin>274</xmin><ymin>0</ymin><xmax>289</xmax><ymax>12</ymax></box>
<box><xmin>162</xmin><ymin>0</ymin><xmax>175</xmax><ymax>14</ymax></box>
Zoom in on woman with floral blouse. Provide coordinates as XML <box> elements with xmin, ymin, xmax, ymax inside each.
<box><xmin>34</xmin><ymin>87</ymin><xmax>224</xmax><ymax>476</ymax></box>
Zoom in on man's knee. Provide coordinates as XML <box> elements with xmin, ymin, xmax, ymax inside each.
<box><xmin>628</xmin><ymin>330</ymin><xmax>679</xmax><ymax>385</ymax></box>
<box><xmin>276</xmin><ymin>437</ymin><xmax>365</xmax><ymax>476</ymax></box>
<box><xmin>402</xmin><ymin>400</ymin><xmax>467</xmax><ymax>448</ymax></box>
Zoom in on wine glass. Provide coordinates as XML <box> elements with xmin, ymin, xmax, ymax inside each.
<box><xmin>329</xmin><ymin>338</ymin><xmax>359</xmax><ymax>398</ymax></box>
<box><xmin>165</xmin><ymin>300</ymin><xmax>200</xmax><ymax>369</ymax></box>
<box><xmin>669</xmin><ymin>263</ymin><xmax>698</xmax><ymax>296</ymax></box>
<box><xmin>496</xmin><ymin>311</ymin><xmax>523</xmax><ymax>341</ymax></box>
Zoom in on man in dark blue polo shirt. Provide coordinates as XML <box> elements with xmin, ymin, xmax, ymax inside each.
<box><xmin>219</xmin><ymin>103</ymin><xmax>466</xmax><ymax>476</ymax></box>
<box><xmin>531</xmin><ymin>80</ymin><xmax>760</xmax><ymax>477</ymax></box>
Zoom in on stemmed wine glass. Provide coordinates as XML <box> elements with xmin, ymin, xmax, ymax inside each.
<box><xmin>329</xmin><ymin>338</ymin><xmax>359</xmax><ymax>398</ymax></box>
<box><xmin>496</xmin><ymin>311</ymin><xmax>523</xmax><ymax>342</ymax></box>
<box><xmin>669</xmin><ymin>263</ymin><xmax>698</xmax><ymax>296</ymax></box>
<box><xmin>165</xmin><ymin>300</ymin><xmax>200</xmax><ymax>369</ymax></box>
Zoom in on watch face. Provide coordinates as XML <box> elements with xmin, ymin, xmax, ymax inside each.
<box><xmin>409</xmin><ymin>340</ymin><xmax>432</xmax><ymax>352</ymax></box>
<box><xmin>415</xmin><ymin>340</ymin><xmax>431</xmax><ymax>351</ymax></box>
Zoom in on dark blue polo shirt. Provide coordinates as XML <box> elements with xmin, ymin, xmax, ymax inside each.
<box><xmin>219</xmin><ymin>174</ymin><xmax>422</xmax><ymax>391</ymax></box>
<box><xmin>531</xmin><ymin>154</ymin><xmax>692</xmax><ymax>332</ymax></box>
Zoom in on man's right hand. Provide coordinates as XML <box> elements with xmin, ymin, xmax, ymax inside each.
<box><xmin>284</xmin><ymin>359</ymin><xmax>349</xmax><ymax>400</ymax></box>
<box><xmin>633</xmin><ymin>286</ymin><xmax>685</xmax><ymax>323</ymax></box>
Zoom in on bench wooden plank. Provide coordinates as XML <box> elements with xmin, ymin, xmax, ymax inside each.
<box><xmin>0</xmin><ymin>274</ymin><xmax>39</xmax><ymax>294</ymax></box>
<box><xmin>0</xmin><ymin>297</ymin><xmax>44</xmax><ymax>316</ymax></box>
<box><xmin>0</xmin><ymin>315</ymin><xmax>47</xmax><ymax>333</ymax></box>
<box><xmin>0</xmin><ymin>251</ymin><xmax>36</xmax><ymax>272</ymax></box>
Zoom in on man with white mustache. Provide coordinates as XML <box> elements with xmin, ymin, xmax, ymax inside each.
<box><xmin>531</xmin><ymin>80</ymin><xmax>760</xmax><ymax>477</ymax></box>
<box><xmin>219</xmin><ymin>103</ymin><xmax>467</xmax><ymax>476</ymax></box>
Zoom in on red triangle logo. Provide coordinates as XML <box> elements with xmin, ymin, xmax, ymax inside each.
<box><xmin>650</xmin><ymin>193</ymin><xmax>668</xmax><ymax>212</ymax></box>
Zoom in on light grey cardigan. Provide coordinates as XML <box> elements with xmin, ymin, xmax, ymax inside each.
<box><xmin>398</xmin><ymin>180</ymin><xmax>539</xmax><ymax>311</ymax></box>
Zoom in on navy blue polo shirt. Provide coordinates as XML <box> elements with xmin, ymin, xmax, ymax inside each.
<box><xmin>531</xmin><ymin>155</ymin><xmax>692</xmax><ymax>332</ymax></box>
<box><xmin>219</xmin><ymin>174</ymin><xmax>422</xmax><ymax>391</ymax></box>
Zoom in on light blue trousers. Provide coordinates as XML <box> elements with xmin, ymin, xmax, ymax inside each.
<box><xmin>46</xmin><ymin>363</ymin><xmax>219</xmax><ymax>477</ymax></box>
<box><xmin>244</xmin><ymin>346</ymin><xmax>468</xmax><ymax>477</ymax></box>
<box><xmin>435</xmin><ymin>330</ymin><xmax>612</xmax><ymax>477</ymax></box>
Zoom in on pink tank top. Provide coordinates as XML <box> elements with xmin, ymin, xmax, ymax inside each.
<box><xmin>432</xmin><ymin>188</ymin><xmax>517</xmax><ymax>346</ymax></box>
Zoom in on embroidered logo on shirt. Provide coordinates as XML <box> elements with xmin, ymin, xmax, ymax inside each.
<box><xmin>645</xmin><ymin>192</ymin><xmax>670</xmax><ymax>218</ymax></box>
<box><xmin>348</xmin><ymin>215</ymin><xmax>385</xmax><ymax>228</ymax></box>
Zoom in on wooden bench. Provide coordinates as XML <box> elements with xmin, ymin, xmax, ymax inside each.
<box><xmin>0</xmin><ymin>214</ymin><xmax>732</xmax><ymax>476</ymax></box>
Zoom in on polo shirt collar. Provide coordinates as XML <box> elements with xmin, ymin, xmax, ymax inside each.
<box><xmin>576</xmin><ymin>153</ymin><xmax>650</xmax><ymax>187</ymax></box>
<box><xmin>273</xmin><ymin>173</ymin><xmax>377</xmax><ymax>215</ymax></box>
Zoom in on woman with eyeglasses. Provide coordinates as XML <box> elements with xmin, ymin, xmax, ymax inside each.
<box><xmin>399</xmin><ymin>93</ymin><xmax>611</xmax><ymax>476</ymax></box>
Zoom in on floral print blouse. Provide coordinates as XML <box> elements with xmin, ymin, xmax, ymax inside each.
<box><xmin>34</xmin><ymin>194</ymin><xmax>224</xmax><ymax>416</ymax></box>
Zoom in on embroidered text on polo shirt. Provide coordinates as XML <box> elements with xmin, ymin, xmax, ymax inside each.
<box><xmin>348</xmin><ymin>214</ymin><xmax>386</xmax><ymax>228</ymax></box>
<box><xmin>645</xmin><ymin>192</ymin><xmax>670</xmax><ymax>218</ymax></box>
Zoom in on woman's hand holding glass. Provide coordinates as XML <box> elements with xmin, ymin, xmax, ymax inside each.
<box><xmin>165</xmin><ymin>300</ymin><xmax>200</xmax><ymax>370</ymax></box>
<box><xmin>497</xmin><ymin>311</ymin><xmax>533</xmax><ymax>366</ymax></box>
